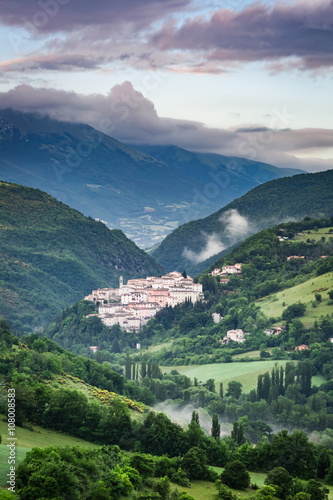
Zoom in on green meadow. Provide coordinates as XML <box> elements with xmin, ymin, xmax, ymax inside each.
<box><xmin>0</xmin><ymin>418</ymin><xmax>99</xmax><ymax>488</ymax></box>
<box><xmin>257</xmin><ymin>272</ymin><xmax>333</xmax><ymax>327</ymax></box>
<box><xmin>161</xmin><ymin>360</ymin><xmax>290</xmax><ymax>393</ymax></box>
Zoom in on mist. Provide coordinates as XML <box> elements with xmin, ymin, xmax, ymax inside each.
<box><xmin>155</xmin><ymin>402</ymin><xmax>231</xmax><ymax>437</ymax></box>
<box><xmin>182</xmin><ymin>209</ymin><xmax>251</xmax><ymax>264</ymax></box>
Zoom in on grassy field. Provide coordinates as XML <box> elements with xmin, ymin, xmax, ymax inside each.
<box><xmin>0</xmin><ymin>418</ymin><xmax>99</xmax><ymax>487</ymax></box>
<box><xmin>171</xmin><ymin>471</ymin><xmax>333</xmax><ymax>500</ymax></box>
<box><xmin>292</xmin><ymin>227</ymin><xmax>333</xmax><ymax>243</ymax></box>
<box><xmin>232</xmin><ymin>349</ymin><xmax>274</xmax><ymax>361</ymax></box>
<box><xmin>161</xmin><ymin>360</ymin><xmax>290</xmax><ymax>393</ymax></box>
<box><xmin>257</xmin><ymin>272</ymin><xmax>333</xmax><ymax>327</ymax></box>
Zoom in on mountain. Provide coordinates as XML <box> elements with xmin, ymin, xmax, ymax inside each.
<box><xmin>0</xmin><ymin>181</ymin><xmax>163</xmax><ymax>334</ymax></box>
<box><xmin>0</xmin><ymin>108</ymin><xmax>303</xmax><ymax>248</ymax></box>
<box><xmin>152</xmin><ymin>169</ymin><xmax>333</xmax><ymax>273</ymax></box>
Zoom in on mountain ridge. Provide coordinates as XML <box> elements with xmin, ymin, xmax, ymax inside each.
<box><xmin>0</xmin><ymin>108</ymin><xmax>304</xmax><ymax>248</ymax></box>
<box><xmin>0</xmin><ymin>181</ymin><xmax>163</xmax><ymax>334</ymax></box>
<box><xmin>152</xmin><ymin>169</ymin><xmax>333</xmax><ymax>273</ymax></box>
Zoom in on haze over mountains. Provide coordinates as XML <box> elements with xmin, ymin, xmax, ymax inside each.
<box><xmin>152</xmin><ymin>169</ymin><xmax>333</xmax><ymax>274</ymax></box>
<box><xmin>0</xmin><ymin>108</ymin><xmax>304</xmax><ymax>248</ymax></box>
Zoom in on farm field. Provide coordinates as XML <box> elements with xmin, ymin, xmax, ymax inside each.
<box><xmin>161</xmin><ymin>360</ymin><xmax>290</xmax><ymax>393</ymax></box>
<box><xmin>257</xmin><ymin>272</ymin><xmax>333</xmax><ymax>327</ymax></box>
<box><xmin>292</xmin><ymin>227</ymin><xmax>333</xmax><ymax>243</ymax></box>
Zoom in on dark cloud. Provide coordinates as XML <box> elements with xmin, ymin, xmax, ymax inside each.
<box><xmin>0</xmin><ymin>83</ymin><xmax>331</xmax><ymax>172</ymax></box>
<box><xmin>150</xmin><ymin>0</ymin><xmax>333</xmax><ymax>70</ymax></box>
<box><xmin>1</xmin><ymin>1</ymin><xmax>332</xmax><ymax>74</ymax></box>
<box><xmin>0</xmin><ymin>0</ymin><xmax>192</xmax><ymax>33</ymax></box>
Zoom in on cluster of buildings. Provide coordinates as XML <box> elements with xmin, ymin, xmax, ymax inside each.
<box><xmin>219</xmin><ymin>328</ymin><xmax>249</xmax><ymax>345</ymax></box>
<box><xmin>210</xmin><ymin>263</ymin><xmax>242</xmax><ymax>277</ymax></box>
<box><xmin>85</xmin><ymin>272</ymin><xmax>204</xmax><ymax>332</ymax></box>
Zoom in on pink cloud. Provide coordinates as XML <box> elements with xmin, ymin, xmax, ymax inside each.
<box><xmin>150</xmin><ymin>0</ymin><xmax>333</xmax><ymax>70</ymax></box>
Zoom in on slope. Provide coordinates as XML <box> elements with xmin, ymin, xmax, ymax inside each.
<box><xmin>0</xmin><ymin>181</ymin><xmax>163</xmax><ymax>334</ymax></box>
<box><xmin>0</xmin><ymin>108</ymin><xmax>302</xmax><ymax>248</ymax></box>
<box><xmin>152</xmin><ymin>169</ymin><xmax>333</xmax><ymax>272</ymax></box>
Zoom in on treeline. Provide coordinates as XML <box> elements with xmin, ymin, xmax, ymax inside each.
<box><xmin>13</xmin><ymin>416</ymin><xmax>333</xmax><ymax>500</ymax></box>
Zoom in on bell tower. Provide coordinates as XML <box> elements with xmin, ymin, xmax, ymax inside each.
<box><xmin>119</xmin><ymin>275</ymin><xmax>123</xmax><ymax>288</ymax></box>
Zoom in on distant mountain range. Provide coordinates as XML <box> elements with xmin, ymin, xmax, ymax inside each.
<box><xmin>0</xmin><ymin>108</ymin><xmax>304</xmax><ymax>248</ymax></box>
<box><xmin>152</xmin><ymin>169</ymin><xmax>333</xmax><ymax>274</ymax></box>
<box><xmin>0</xmin><ymin>181</ymin><xmax>163</xmax><ymax>334</ymax></box>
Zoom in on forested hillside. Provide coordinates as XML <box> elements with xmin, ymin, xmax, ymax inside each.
<box><xmin>49</xmin><ymin>217</ymin><xmax>333</xmax><ymax>366</ymax></box>
<box><xmin>2</xmin><ymin>319</ymin><xmax>333</xmax><ymax>499</ymax></box>
<box><xmin>152</xmin><ymin>170</ymin><xmax>333</xmax><ymax>272</ymax></box>
<box><xmin>0</xmin><ymin>182</ymin><xmax>163</xmax><ymax>334</ymax></box>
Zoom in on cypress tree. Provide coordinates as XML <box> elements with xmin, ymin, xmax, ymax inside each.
<box><xmin>211</xmin><ymin>414</ymin><xmax>221</xmax><ymax>439</ymax></box>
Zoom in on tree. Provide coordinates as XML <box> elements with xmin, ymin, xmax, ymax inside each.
<box><xmin>231</xmin><ymin>421</ymin><xmax>245</xmax><ymax>445</ymax></box>
<box><xmin>306</xmin><ymin>480</ymin><xmax>329</xmax><ymax>500</ymax></box>
<box><xmin>328</xmin><ymin>290</ymin><xmax>333</xmax><ymax>300</ymax></box>
<box><xmin>255</xmin><ymin>486</ymin><xmax>277</xmax><ymax>500</ymax></box>
<box><xmin>215</xmin><ymin>480</ymin><xmax>237</xmax><ymax>500</ymax></box>
<box><xmin>219</xmin><ymin>383</ymin><xmax>224</xmax><ymax>399</ymax></box>
<box><xmin>206</xmin><ymin>378</ymin><xmax>216</xmax><ymax>392</ymax></box>
<box><xmin>227</xmin><ymin>381</ymin><xmax>242</xmax><ymax>399</ymax></box>
<box><xmin>153</xmin><ymin>476</ymin><xmax>171</xmax><ymax>500</ymax></box>
<box><xmin>317</xmin><ymin>447</ymin><xmax>331</xmax><ymax>479</ymax></box>
<box><xmin>220</xmin><ymin>460</ymin><xmax>250</xmax><ymax>490</ymax></box>
<box><xmin>182</xmin><ymin>447</ymin><xmax>209</xmax><ymax>480</ymax></box>
<box><xmin>264</xmin><ymin>467</ymin><xmax>293</xmax><ymax>499</ymax></box>
<box><xmin>282</xmin><ymin>303</ymin><xmax>306</xmax><ymax>321</ymax></box>
<box><xmin>191</xmin><ymin>411</ymin><xmax>199</xmax><ymax>424</ymax></box>
<box><xmin>182</xmin><ymin>270</ymin><xmax>187</xmax><ymax>279</ymax></box>
<box><xmin>211</xmin><ymin>414</ymin><xmax>221</xmax><ymax>439</ymax></box>
<box><xmin>299</xmin><ymin>360</ymin><xmax>312</xmax><ymax>397</ymax></box>
<box><xmin>125</xmin><ymin>357</ymin><xmax>131</xmax><ymax>379</ymax></box>
<box><xmin>198</xmin><ymin>390</ymin><xmax>205</xmax><ymax>407</ymax></box>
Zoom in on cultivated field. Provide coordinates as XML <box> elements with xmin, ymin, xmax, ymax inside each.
<box><xmin>258</xmin><ymin>272</ymin><xmax>333</xmax><ymax>327</ymax></box>
<box><xmin>161</xmin><ymin>360</ymin><xmax>290</xmax><ymax>393</ymax></box>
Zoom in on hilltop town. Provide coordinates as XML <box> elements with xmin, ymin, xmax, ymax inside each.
<box><xmin>85</xmin><ymin>271</ymin><xmax>204</xmax><ymax>332</ymax></box>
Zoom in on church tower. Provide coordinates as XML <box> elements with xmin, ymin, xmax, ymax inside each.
<box><xmin>119</xmin><ymin>275</ymin><xmax>123</xmax><ymax>288</ymax></box>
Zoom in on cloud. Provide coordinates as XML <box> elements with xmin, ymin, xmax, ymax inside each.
<box><xmin>183</xmin><ymin>209</ymin><xmax>250</xmax><ymax>264</ymax></box>
<box><xmin>183</xmin><ymin>233</ymin><xmax>227</xmax><ymax>264</ymax></box>
<box><xmin>150</xmin><ymin>0</ymin><xmax>333</xmax><ymax>71</ymax></box>
<box><xmin>1</xmin><ymin>1</ymin><xmax>332</xmax><ymax>74</ymax></box>
<box><xmin>0</xmin><ymin>0</ymin><xmax>192</xmax><ymax>33</ymax></box>
<box><xmin>0</xmin><ymin>83</ymin><xmax>332</xmax><ymax>171</ymax></box>
<box><xmin>220</xmin><ymin>209</ymin><xmax>250</xmax><ymax>241</ymax></box>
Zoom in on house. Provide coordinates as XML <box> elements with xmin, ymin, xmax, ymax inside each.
<box><xmin>295</xmin><ymin>344</ymin><xmax>309</xmax><ymax>351</ymax></box>
<box><xmin>221</xmin><ymin>329</ymin><xmax>248</xmax><ymax>344</ymax></box>
<box><xmin>212</xmin><ymin>313</ymin><xmax>222</xmax><ymax>324</ymax></box>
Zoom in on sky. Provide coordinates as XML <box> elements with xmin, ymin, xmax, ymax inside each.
<box><xmin>0</xmin><ymin>0</ymin><xmax>332</xmax><ymax>172</ymax></box>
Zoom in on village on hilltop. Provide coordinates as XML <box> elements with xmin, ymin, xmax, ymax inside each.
<box><xmin>85</xmin><ymin>271</ymin><xmax>204</xmax><ymax>332</ymax></box>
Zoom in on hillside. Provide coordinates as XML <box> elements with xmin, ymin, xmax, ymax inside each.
<box><xmin>0</xmin><ymin>108</ymin><xmax>303</xmax><ymax>248</ymax></box>
<box><xmin>152</xmin><ymin>169</ymin><xmax>333</xmax><ymax>272</ymax></box>
<box><xmin>0</xmin><ymin>181</ymin><xmax>163</xmax><ymax>334</ymax></box>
